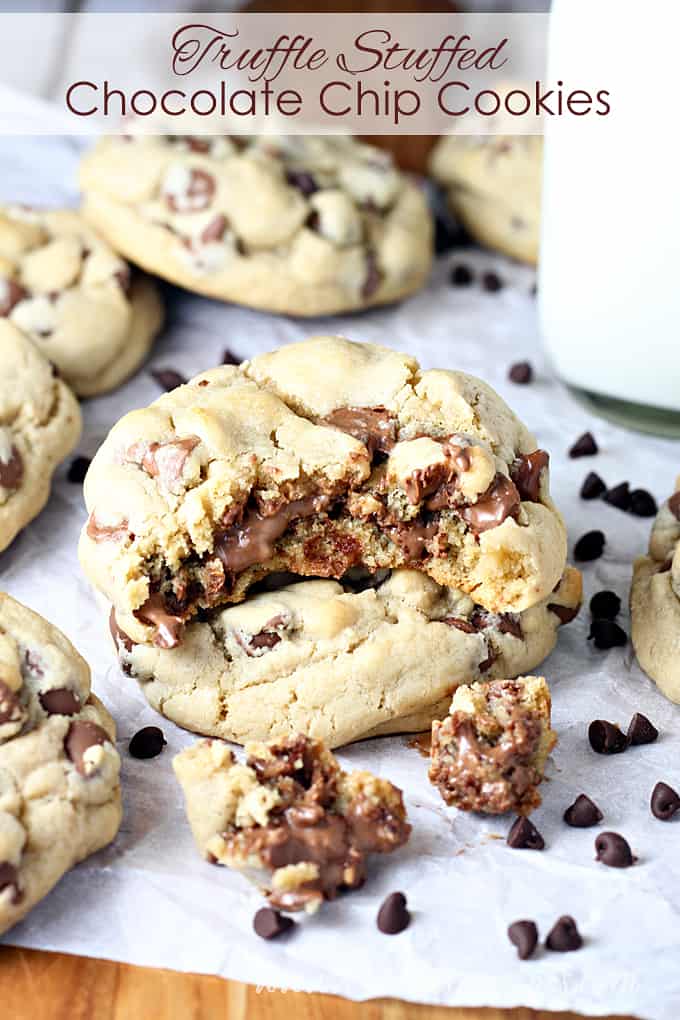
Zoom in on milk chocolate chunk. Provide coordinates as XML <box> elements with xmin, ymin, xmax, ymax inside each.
<box><xmin>0</xmin><ymin>446</ymin><xmax>24</xmax><ymax>491</ymax></box>
<box><xmin>650</xmin><ymin>781</ymin><xmax>680</xmax><ymax>821</ymax></box>
<box><xmin>135</xmin><ymin>592</ymin><xmax>186</xmax><ymax>649</ymax></box>
<box><xmin>595</xmin><ymin>831</ymin><xmax>636</xmax><ymax>868</ymax></box>
<box><xmin>568</xmin><ymin>432</ymin><xmax>598</xmax><ymax>458</ymax></box>
<box><xmin>588</xmin><ymin>719</ymin><xmax>628</xmax><ymax>755</ymax></box>
<box><xmin>0</xmin><ymin>680</ymin><xmax>23</xmax><ymax>726</ymax></box>
<box><xmin>627</xmin><ymin>712</ymin><xmax>658</xmax><ymax>746</ymax></box>
<box><xmin>0</xmin><ymin>862</ymin><xmax>22</xmax><ymax>904</ymax></box>
<box><xmin>546</xmin><ymin>916</ymin><xmax>582</xmax><ymax>952</ymax></box>
<box><xmin>377</xmin><ymin>891</ymin><xmax>410</xmax><ymax>935</ymax></box>
<box><xmin>563</xmin><ymin>794</ymin><xmax>603</xmax><ymax>828</ymax></box>
<box><xmin>165</xmin><ymin>167</ymin><xmax>215</xmax><ymax>212</ymax></box>
<box><xmin>129</xmin><ymin>725</ymin><xmax>166</xmax><ymax>760</ymax></box>
<box><xmin>580</xmin><ymin>472</ymin><xmax>606</xmax><ymax>500</ymax></box>
<box><xmin>507</xmin><ymin>816</ymin><xmax>545</xmax><ymax>850</ymax></box>
<box><xmin>323</xmin><ymin>406</ymin><xmax>397</xmax><ymax>457</ymax></box>
<box><xmin>0</xmin><ymin>278</ymin><xmax>27</xmax><ymax>317</ymax></box>
<box><xmin>253</xmin><ymin>907</ymin><xmax>295</xmax><ymax>940</ymax></box>
<box><xmin>574</xmin><ymin>530</ymin><xmax>605</xmax><ymax>562</ymax></box>
<box><xmin>511</xmin><ymin>450</ymin><xmax>549</xmax><ymax>502</ymax></box>
<box><xmin>462</xmin><ymin>474</ymin><xmax>520</xmax><ymax>534</ymax></box>
<box><xmin>39</xmin><ymin>688</ymin><xmax>81</xmax><ymax>716</ymax></box>
<box><xmin>64</xmin><ymin>720</ymin><xmax>110</xmax><ymax>775</ymax></box>
<box><xmin>507</xmin><ymin>919</ymin><xmax>538</xmax><ymax>959</ymax></box>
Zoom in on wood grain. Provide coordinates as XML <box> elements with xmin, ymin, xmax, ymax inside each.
<box><xmin>0</xmin><ymin>947</ymin><xmax>634</xmax><ymax>1020</ymax></box>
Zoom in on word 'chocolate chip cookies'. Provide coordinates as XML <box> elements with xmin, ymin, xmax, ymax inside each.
<box><xmin>79</xmin><ymin>135</ymin><xmax>433</xmax><ymax>316</ymax></box>
<box><xmin>631</xmin><ymin>477</ymin><xmax>680</xmax><ymax>704</ymax></box>
<box><xmin>79</xmin><ymin>336</ymin><xmax>567</xmax><ymax>651</ymax></box>
<box><xmin>0</xmin><ymin>205</ymin><xmax>163</xmax><ymax>397</ymax></box>
<box><xmin>111</xmin><ymin>568</ymin><xmax>580</xmax><ymax>749</ymax></box>
<box><xmin>0</xmin><ymin>592</ymin><xmax>121</xmax><ymax>935</ymax></box>
<box><xmin>0</xmin><ymin>321</ymin><xmax>81</xmax><ymax>554</ymax></box>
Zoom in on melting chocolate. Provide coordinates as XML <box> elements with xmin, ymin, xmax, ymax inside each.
<box><xmin>462</xmin><ymin>474</ymin><xmax>521</xmax><ymax>534</ymax></box>
<box><xmin>511</xmin><ymin>450</ymin><xmax>549</xmax><ymax>503</ymax></box>
<box><xmin>215</xmin><ymin>495</ymin><xmax>331</xmax><ymax>575</ymax></box>
<box><xmin>135</xmin><ymin>592</ymin><xmax>186</xmax><ymax>649</ymax></box>
<box><xmin>323</xmin><ymin>407</ymin><xmax>397</xmax><ymax>457</ymax></box>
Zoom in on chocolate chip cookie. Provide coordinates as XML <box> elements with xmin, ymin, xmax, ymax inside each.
<box><xmin>429</xmin><ymin>675</ymin><xmax>556</xmax><ymax>815</ymax></box>
<box><xmin>0</xmin><ymin>592</ymin><xmax>122</xmax><ymax>935</ymax></box>
<box><xmin>0</xmin><ymin>205</ymin><xmax>163</xmax><ymax>397</ymax></box>
<box><xmin>430</xmin><ymin>137</ymin><xmax>542</xmax><ymax>265</ymax></box>
<box><xmin>173</xmin><ymin>733</ymin><xmax>410</xmax><ymax>912</ymax></box>
<box><xmin>0</xmin><ymin>321</ymin><xmax>81</xmax><ymax>554</ymax></box>
<box><xmin>631</xmin><ymin>478</ymin><xmax>680</xmax><ymax>703</ymax></box>
<box><xmin>80</xmin><ymin>336</ymin><xmax>568</xmax><ymax>648</ymax></box>
<box><xmin>79</xmin><ymin>135</ymin><xmax>432</xmax><ymax>316</ymax></box>
<box><xmin>111</xmin><ymin>567</ymin><xmax>580</xmax><ymax>748</ymax></box>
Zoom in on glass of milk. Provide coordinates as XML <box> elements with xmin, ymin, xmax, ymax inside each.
<box><xmin>539</xmin><ymin>0</ymin><xmax>680</xmax><ymax>436</ymax></box>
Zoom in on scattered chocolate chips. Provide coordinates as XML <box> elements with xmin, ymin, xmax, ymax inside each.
<box><xmin>650</xmin><ymin>781</ymin><xmax>680</xmax><ymax>821</ymax></box>
<box><xmin>67</xmin><ymin>456</ymin><xmax>91</xmax><ymax>484</ymax></box>
<box><xmin>629</xmin><ymin>489</ymin><xmax>657</xmax><ymax>518</ymax></box>
<box><xmin>253</xmin><ymin>907</ymin><xmax>295</xmax><ymax>940</ymax></box>
<box><xmin>569</xmin><ymin>432</ymin><xmax>598</xmax><ymax>458</ymax></box>
<box><xmin>545</xmin><ymin>916</ymin><xmax>582</xmax><ymax>952</ymax></box>
<box><xmin>604</xmin><ymin>481</ymin><xmax>631</xmax><ymax>512</ymax></box>
<box><xmin>222</xmin><ymin>348</ymin><xmax>240</xmax><ymax>366</ymax></box>
<box><xmin>588</xmin><ymin>618</ymin><xmax>627</xmax><ymax>650</ymax></box>
<box><xmin>580</xmin><ymin>471</ymin><xmax>607</xmax><ymax>500</ymax></box>
<box><xmin>481</xmin><ymin>270</ymin><xmax>503</xmax><ymax>292</ymax></box>
<box><xmin>627</xmin><ymin>712</ymin><xmax>658</xmax><ymax>746</ymax></box>
<box><xmin>377</xmin><ymin>891</ymin><xmax>411</xmax><ymax>934</ymax></box>
<box><xmin>129</xmin><ymin>725</ymin><xmax>166</xmax><ymax>760</ymax></box>
<box><xmin>595</xmin><ymin>831</ymin><xmax>636</xmax><ymax>868</ymax></box>
<box><xmin>151</xmin><ymin>368</ymin><xmax>187</xmax><ymax>392</ymax></box>
<box><xmin>574</xmin><ymin>530</ymin><xmax>605</xmax><ymax>562</ymax></box>
<box><xmin>39</xmin><ymin>688</ymin><xmax>81</xmax><ymax>716</ymax></box>
<box><xmin>64</xmin><ymin>720</ymin><xmax>109</xmax><ymax>775</ymax></box>
<box><xmin>588</xmin><ymin>719</ymin><xmax>628</xmax><ymax>755</ymax></box>
<box><xmin>507</xmin><ymin>816</ymin><xmax>545</xmax><ymax>850</ymax></box>
<box><xmin>564</xmin><ymin>794</ymin><xmax>603</xmax><ymax>828</ymax></box>
<box><xmin>589</xmin><ymin>590</ymin><xmax>620</xmax><ymax>620</ymax></box>
<box><xmin>507</xmin><ymin>920</ymin><xmax>538</xmax><ymax>960</ymax></box>
<box><xmin>450</xmin><ymin>263</ymin><xmax>473</xmax><ymax>287</ymax></box>
<box><xmin>508</xmin><ymin>361</ymin><xmax>533</xmax><ymax>384</ymax></box>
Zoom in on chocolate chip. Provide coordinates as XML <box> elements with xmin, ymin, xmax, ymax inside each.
<box><xmin>589</xmin><ymin>590</ymin><xmax>620</xmax><ymax>620</ymax></box>
<box><xmin>588</xmin><ymin>619</ymin><xmax>627</xmax><ymax>650</ymax></box>
<box><xmin>569</xmin><ymin>431</ymin><xmax>598</xmax><ymax>458</ymax></box>
<box><xmin>222</xmin><ymin>348</ymin><xmax>240</xmax><ymax>366</ymax></box>
<box><xmin>508</xmin><ymin>361</ymin><xmax>533</xmax><ymax>384</ymax></box>
<box><xmin>64</xmin><ymin>720</ymin><xmax>110</xmax><ymax>775</ymax></box>
<box><xmin>0</xmin><ymin>445</ymin><xmax>24</xmax><ymax>491</ymax></box>
<box><xmin>0</xmin><ymin>680</ymin><xmax>23</xmax><ymax>726</ymax></box>
<box><xmin>377</xmin><ymin>891</ymin><xmax>410</xmax><ymax>934</ymax></box>
<box><xmin>627</xmin><ymin>712</ymin><xmax>658</xmax><ymax>746</ymax></box>
<box><xmin>481</xmin><ymin>270</ymin><xmax>503</xmax><ymax>292</ymax></box>
<box><xmin>129</xmin><ymin>725</ymin><xmax>166</xmax><ymax>760</ymax></box>
<box><xmin>629</xmin><ymin>489</ymin><xmax>657</xmax><ymax>518</ymax></box>
<box><xmin>595</xmin><ymin>831</ymin><xmax>636</xmax><ymax>868</ymax></box>
<box><xmin>450</xmin><ymin>263</ymin><xmax>473</xmax><ymax>287</ymax></box>
<box><xmin>362</xmin><ymin>251</ymin><xmax>382</xmax><ymax>300</ymax></box>
<box><xmin>39</xmin><ymin>688</ymin><xmax>81</xmax><ymax>716</ymax></box>
<box><xmin>434</xmin><ymin>216</ymin><xmax>471</xmax><ymax>254</ymax></box>
<box><xmin>564</xmin><ymin>794</ymin><xmax>603</xmax><ymax>828</ymax></box>
<box><xmin>588</xmin><ymin>719</ymin><xmax>628</xmax><ymax>755</ymax></box>
<box><xmin>545</xmin><ymin>916</ymin><xmax>582</xmax><ymax>952</ymax></box>
<box><xmin>507</xmin><ymin>920</ymin><xmax>538</xmax><ymax>960</ymax></box>
<box><xmin>253</xmin><ymin>907</ymin><xmax>295</xmax><ymax>940</ymax></box>
<box><xmin>151</xmin><ymin>369</ymin><xmax>187</xmax><ymax>392</ymax></box>
<box><xmin>604</xmin><ymin>481</ymin><xmax>631</xmax><ymax>512</ymax></box>
<box><xmin>114</xmin><ymin>266</ymin><xmax>131</xmax><ymax>296</ymax></box>
<box><xmin>574</xmin><ymin>530</ymin><xmax>605</xmax><ymax>561</ymax></box>
<box><xmin>0</xmin><ymin>862</ymin><xmax>21</xmax><ymax>904</ymax></box>
<box><xmin>285</xmin><ymin>170</ymin><xmax>318</xmax><ymax>196</ymax></box>
<box><xmin>0</xmin><ymin>278</ymin><xmax>27</xmax><ymax>317</ymax></box>
<box><xmin>580</xmin><ymin>472</ymin><xmax>606</xmax><ymax>500</ymax></box>
<box><xmin>507</xmin><ymin>816</ymin><xmax>545</xmax><ymax>850</ymax></box>
<box><xmin>67</xmin><ymin>456</ymin><xmax>91</xmax><ymax>484</ymax></box>
<box><xmin>650</xmin><ymin>781</ymin><xmax>680</xmax><ymax>821</ymax></box>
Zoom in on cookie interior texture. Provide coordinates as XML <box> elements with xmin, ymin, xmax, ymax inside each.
<box><xmin>0</xmin><ymin>321</ymin><xmax>81</xmax><ymax>553</ymax></box>
<box><xmin>0</xmin><ymin>592</ymin><xmax>122</xmax><ymax>935</ymax></box>
<box><xmin>173</xmin><ymin>733</ymin><xmax>411</xmax><ymax>912</ymax></box>
<box><xmin>112</xmin><ymin>566</ymin><xmax>581</xmax><ymax>749</ymax></box>
<box><xmin>79</xmin><ymin>135</ymin><xmax>433</xmax><ymax>316</ymax></box>
<box><xmin>631</xmin><ymin>478</ymin><xmax>680</xmax><ymax>703</ymax></box>
<box><xmin>80</xmin><ymin>337</ymin><xmax>568</xmax><ymax>650</ymax></box>
<box><xmin>0</xmin><ymin>205</ymin><xmax>163</xmax><ymax>397</ymax></box>
<box><xmin>429</xmin><ymin>136</ymin><xmax>542</xmax><ymax>265</ymax></box>
<box><xmin>429</xmin><ymin>675</ymin><xmax>556</xmax><ymax>815</ymax></box>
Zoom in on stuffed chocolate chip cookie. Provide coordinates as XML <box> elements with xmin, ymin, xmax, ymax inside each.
<box><xmin>0</xmin><ymin>592</ymin><xmax>122</xmax><ymax>935</ymax></box>
<box><xmin>79</xmin><ymin>135</ymin><xmax>432</xmax><ymax>316</ymax></box>
<box><xmin>0</xmin><ymin>322</ymin><xmax>81</xmax><ymax>554</ymax></box>
<box><xmin>0</xmin><ymin>205</ymin><xmax>163</xmax><ymax>397</ymax></box>
<box><xmin>79</xmin><ymin>336</ymin><xmax>568</xmax><ymax>649</ymax></box>
<box><xmin>430</xmin><ymin>136</ymin><xmax>542</xmax><ymax>265</ymax></box>
<box><xmin>111</xmin><ymin>567</ymin><xmax>580</xmax><ymax>749</ymax></box>
<box><xmin>631</xmin><ymin>478</ymin><xmax>680</xmax><ymax>704</ymax></box>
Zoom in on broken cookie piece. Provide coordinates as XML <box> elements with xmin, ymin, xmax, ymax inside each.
<box><xmin>429</xmin><ymin>676</ymin><xmax>556</xmax><ymax>815</ymax></box>
<box><xmin>173</xmin><ymin>734</ymin><xmax>411</xmax><ymax>911</ymax></box>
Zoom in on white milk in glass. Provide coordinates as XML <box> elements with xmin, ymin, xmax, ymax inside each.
<box><xmin>539</xmin><ymin>0</ymin><xmax>680</xmax><ymax>433</ymax></box>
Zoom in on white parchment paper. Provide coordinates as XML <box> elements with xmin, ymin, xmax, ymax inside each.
<box><xmin>1</xmin><ymin>134</ymin><xmax>679</xmax><ymax>1020</ymax></box>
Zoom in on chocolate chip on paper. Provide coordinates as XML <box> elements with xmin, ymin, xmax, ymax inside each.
<box><xmin>580</xmin><ymin>471</ymin><xmax>607</xmax><ymax>500</ymax></box>
<box><xmin>253</xmin><ymin>907</ymin><xmax>295</xmax><ymax>940</ymax></box>
<box><xmin>564</xmin><ymin>794</ymin><xmax>603</xmax><ymax>828</ymax></box>
<box><xmin>507</xmin><ymin>920</ymin><xmax>538</xmax><ymax>960</ymax></box>
<box><xmin>546</xmin><ymin>916</ymin><xmax>583</xmax><ymax>952</ymax></box>
<box><xmin>604</xmin><ymin>481</ymin><xmax>632</xmax><ymax>511</ymax></box>
<box><xmin>569</xmin><ymin>431</ymin><xmax>598</xmax><ymax>458</ymax></box>
<box><xmin>574</xmin><ymin>530</ymin><xmax>605</xmax><ymax>561</ymax></box>
<box><xmin>129</xmin><ymin>726</ymin><xmax>166</xmax><ymax>760</ymax></box>
<box><xmin>629</xmin><ymin>488</ymin><xmax>657</xmax><ymax>517</ymax></box>
<box><xmin>377</xmin><ymin>892</ymin><xmax>411</xmax><ymax>934</ymax></box>
<box><xmin>508</xmin><ymin>361</ymin><xmax>533</xmax><ymax>384</ymax></box>
<box><xmin>627</xmin><ymin>712</ymin><xmax>658</xmax><ymax>746</ymax></box>
<box><xmin>588</xmin><ymin>618</ymin><xmax>627</xmax><ymax>650</ymax></box>
<box><xmin>595</xmin><ymin>831</ymin><xmax>636</xmax><ymax>868</ymax></box>
<box><xmin>481</xmin><ymin>270</ymin><xmax>503</xmax><ymax>292</ymax></box>
<box><xmin>151</xmin><ymin>368</ymin><xmax>187</xmax><ymax>392</ymax></box>
<box><xmin>507</xmin><ymin>816</ymin><xmax>545</xmax><ymax>850</ymax></box>
<box><xmin>450</xmin><ymin>264</ymin><xmax>473</xmax><ymax>287</ymax></box>
<box><xmin>588</xmin><ymin>719</ymin><xmax>628</xmax><ymax>755</ymax></box>
<box><xmin>67</xmin><ymin>456</ymin><xmax>91</xmax><ymax>484</ymax></box>
<box><xmin>589</xmin><ymin>590</ymin><xmax>621</xmax><ymax>620</ymax></box>
<box><xmin>650</xmin><ymin>781</ymin><xmax>680</xmax><ymax>821</ymax></box>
